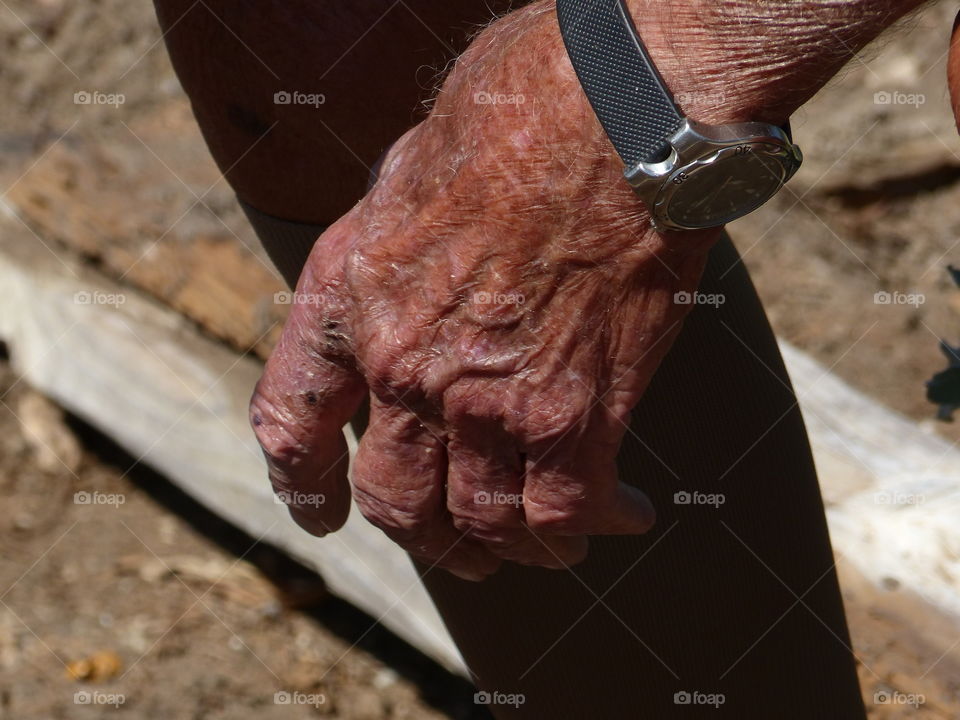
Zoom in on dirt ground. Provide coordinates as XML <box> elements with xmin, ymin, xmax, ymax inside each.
<box><xmin>0</xmin><ymin>361</ymin><xmax>483</xmax><ymax>720</ymax></box>
<box><xmin>3</xmin><ymin>0</ymin><xmax>960</xmax><ymax>718</ymax></box>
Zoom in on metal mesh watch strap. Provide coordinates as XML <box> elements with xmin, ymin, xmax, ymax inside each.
<box><xmin>556</xmin><ymin>0</ymin><xmax>682</xmax><ymax>166</ymax></box>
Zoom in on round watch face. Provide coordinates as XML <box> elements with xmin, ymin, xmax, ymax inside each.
<box><xmin>661</xmin><ymin>145</ymin><xmax>791</xmax><ymax>229</ymax></box>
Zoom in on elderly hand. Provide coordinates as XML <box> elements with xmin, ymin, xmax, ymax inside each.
<box><xmin>249</xmin><ymin>2</ymin><xmax>722</xmax><ymax>580</ymax></box>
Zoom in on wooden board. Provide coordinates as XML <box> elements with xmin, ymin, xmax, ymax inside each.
<box><xmin>4</xmin><ymin>105</ymin><xmax>287</xmax><ymax>359</ymax></box>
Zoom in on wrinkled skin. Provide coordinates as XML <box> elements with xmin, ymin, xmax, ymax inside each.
<box><xmin>250</xmin><ymin>4</ymin><xmax>722</xmax><ymax>580</ymax></box>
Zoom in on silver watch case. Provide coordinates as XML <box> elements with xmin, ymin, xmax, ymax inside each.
<box><xmin>625</xmin><ymin>118</ymin><xmax>803</xmax><ymax>232</ymax></box>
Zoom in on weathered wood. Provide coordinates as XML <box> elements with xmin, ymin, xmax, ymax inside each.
<box><xmin>786</xmin><ymin>344</ymin><xmax>960</xmax><ymax>618</ymax></box>
<box><xmin>5</xmin><ymin>131</ymin><xmax>287</xmax><ymax>359</ymax></box>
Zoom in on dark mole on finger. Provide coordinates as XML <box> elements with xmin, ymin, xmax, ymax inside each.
<box><xmin>304</xmin><ymin>391</ymin><xmax>319</xmax><ymax>406</ymax></box>
<box><xmin>252</xmin><ymin>414</ymin><xmax>262</xmax><ymax>426</ymax></box>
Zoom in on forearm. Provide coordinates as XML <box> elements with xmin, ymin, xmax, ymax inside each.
<box><xmin>419</xmin><ymin>0</ymin><xmax>932</xmax><ymax>251</ymax></box>
<box><xmin>631</xmin><ymin>0</ymin><xmax>930</xmax><ymax>124</ymax></box>
<box><xmin>442</xmin><ymin>0</ymin><xmax>931</xmax><ymax>187</ymax></box>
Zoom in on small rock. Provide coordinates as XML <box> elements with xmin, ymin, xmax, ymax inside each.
<box><xmin>66</xmin><ymin>650</ymin><xmax>122</xmax><ymax>682</ymax></box>
<box><xmin>372</xmin><ymin>668</ymin><xmax>398</xmax><ymax>690</ymax></box>
<box><xmin>16</xmin><ymin>391</ymin><xmax>82</xmax><ymax>473</ymax></box>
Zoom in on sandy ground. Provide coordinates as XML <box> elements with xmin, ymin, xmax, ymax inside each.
<box><xmin>0</xmin><ymin>362</ymin><xmax>483</xmax><ymax>720</ymax></box>
<box><xmin>2</xmin><ymin>0</ymin><xmax>960</xmax><ymax>718</ymax></box>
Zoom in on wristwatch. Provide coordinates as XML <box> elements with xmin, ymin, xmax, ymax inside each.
<box><xmin>555</xmin><ymin>0</ymin><xmax>803</xmax><ymax>231</ymax></box>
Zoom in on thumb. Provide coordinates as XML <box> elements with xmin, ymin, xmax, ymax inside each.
<box><xmin>250</xmin><ymin>223</ymin><xmax>367</xmax><ymax>536</ymax></box>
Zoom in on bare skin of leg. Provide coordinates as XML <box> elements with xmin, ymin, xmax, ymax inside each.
<box><xmin>153</xmin><ymin>0</ymin><xmax>520</xmax><ymax>223</ymax></box>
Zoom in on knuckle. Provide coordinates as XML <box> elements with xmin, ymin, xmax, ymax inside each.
<box><xmin>448</xmin><ymin>488</ymin><xmax>527</xmax><ymax>546</ymax></box>
<box><xmin>458</xmin><ymin>531</ymin><xmax>537</xmax><ymax>563</ymax></box>
<box><xmin>343</xmin><ymin>243</ymin><xmax>372</xmax><ymax>286</ymax></box>
<box><xmin>352</xmin><ymin>485</ymin><xmax>432</xmax><ymax>544</ymax></box>
<box><xmin>249</xmin><ymin>390</ymin><xmax>303</xmax><ymax>468</ymax></box>
<box><xmin>361</xmin><ymin>336</ymin><xmax>402</xmax><ymax>386</ymax></box>
<box><xmin>512</xmin><ymin>393</ymin><xmax>592</xmax><ymax>447</ymax></box>
<box><xmin>286</xmin><ymin>305</ymin><xmax>354</xmax><ymax>365</ymax></box>
<box><xmin>344</xmin><ymin>242</ymin><xmax>405</xmax><ymax>298</ymax></box>
<box><xmin>450</xmin><ymin>512</ymin><xmax>518</xmax><ymax>544</ymax></box>
<box><xmin>442</xmin><ymin>383</ymin><xmax>502</xmax><ymax>425</ymax></box>
<box><xmin>359</xmin><ymin>336</ymin><xmax>436</xmax><ymax>411</ymax></box>
<box><xmin>521</xmin><ymin>420</ymin><xmax>580</xmax><ymax>447</ymax></box>
<box><xmin>524</xmin><ymin>498</ymin><xmax>583</xmax><ymax>534</ymax></box>
<box><xmin>515</xmin><ymin>417</ymin><xmax>583</xmax><ymax>450</ymax></box>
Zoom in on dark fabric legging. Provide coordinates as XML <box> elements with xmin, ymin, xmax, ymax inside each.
<box><xmin>250</xmin><ymin>211</ymin><xmax>866</xmax><ymax>718</ymax></box>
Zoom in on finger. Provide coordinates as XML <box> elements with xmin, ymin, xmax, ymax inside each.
<box><xmin>445</xmin><ymin>414</ymin><xmax>588</xmax><ymax>568</ymax></box>
<box><xmin>250</xmin><ymin>224</ymin><xmax>368</xmax><ymax>536</ymax></box>
<box><xmin>522</xmin><ymin>407</ymin><xmax>656</xmax><ymax>536</ymax></box>
<box><xmin>352</xmin><ymin>394</ymin><xmax>502</xmax><ymax>581</ymax></box>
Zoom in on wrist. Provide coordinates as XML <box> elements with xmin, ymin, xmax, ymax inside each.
<box><xmin>434</xmin><ymin>0</ymin><xmax>923</xmax><ymax>244</ymax></box>
<box><xmin>459</xmin><ymin>2</ymin><xmax>722</xmax><ymax>246</ymax></box>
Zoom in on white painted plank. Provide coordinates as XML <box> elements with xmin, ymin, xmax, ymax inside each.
<box><xmin>783</xmin><ymin>344</ymin><xmax>960</xmax><ymax>618</ymax></box>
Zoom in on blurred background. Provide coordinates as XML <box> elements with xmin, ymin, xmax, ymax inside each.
<box><xmin>2</xmin><ymin>0</ymin><xmax>960</xmax><ymax>717</ymax></box>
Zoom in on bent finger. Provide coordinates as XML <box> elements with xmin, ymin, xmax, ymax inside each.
<box><xmin>352</xmin><ymin>394</ymin><xmax>502</xmax><ymax>581</ymax></box>
<box><xmin>445</xmin><ymin>414</ymin><xmax>588</xmax><ymax>568</ymax></box>
<box><xmin>250</xmin><ymin>224</ymin><xmax>367</xmax><ymax>536</ymax></box>
<box><xmin>521</xmin><ymin>408</ymin><xmax>655</xmax><ymax>536</ymax></box>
